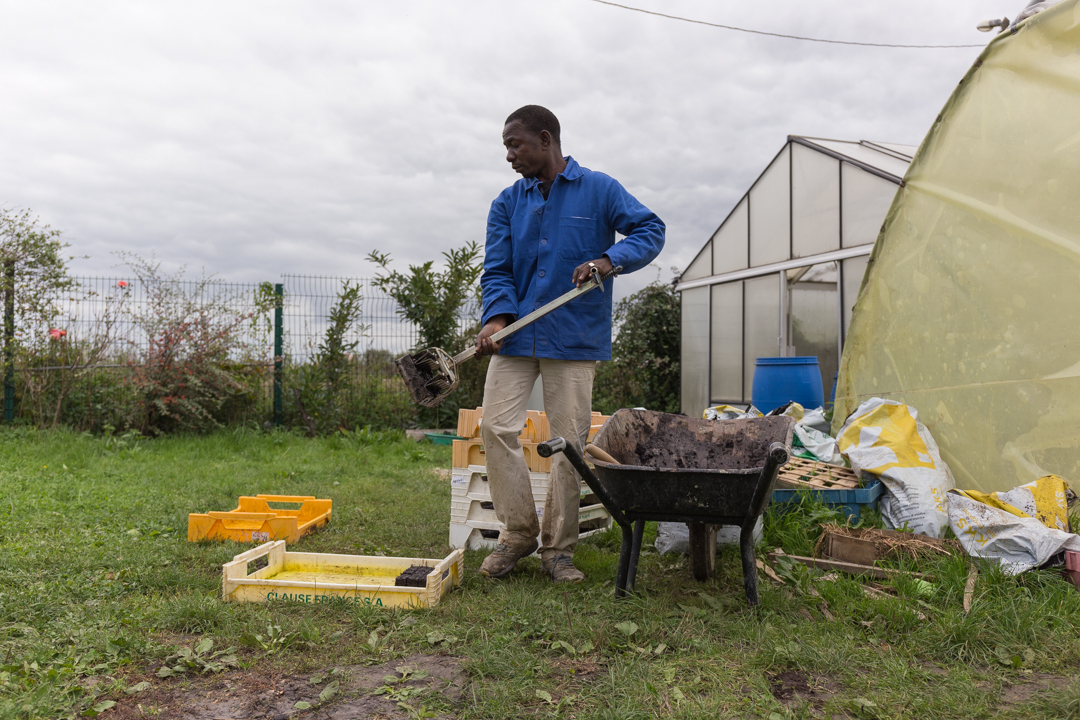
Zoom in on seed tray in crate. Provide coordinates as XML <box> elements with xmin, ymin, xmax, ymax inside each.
<box><xmin>222</xmin><ymin>541</ymin><xmax>463</xmax><ymax>608</ymax></box>
<box><xmin>771</xmin><ymin>478</ymin><xmax>885</xmax><ymax>520</ymax></box>
<box><xmin>189</xmin><ymin>495</ymin><xmax>332</xmax><ymax>544</ymax></box>
<box><xmin>775</xmin><ymin>457</ymin><xmax>860</xmax><ymax>491</ymax></box>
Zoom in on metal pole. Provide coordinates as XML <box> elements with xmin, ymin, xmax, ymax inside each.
<box><xmin>273</xmin><ymin>283</ymin><xmax>283</xmax><ymax>427</ymax></box>
<box><xmin>4</xmin><ymin>261</ymin><xmax>14</xmax><ymax>422</ymax></box>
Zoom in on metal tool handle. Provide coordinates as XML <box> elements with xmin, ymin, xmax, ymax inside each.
<box><xmin>452</xmin><ymin>265</ymin><xmax>623</xmax><ymax>364</ymax></box>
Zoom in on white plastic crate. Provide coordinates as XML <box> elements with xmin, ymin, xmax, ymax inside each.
<box><xmin>451</xmin><ymin>465</ymin><xmax>592</xmax><ymax>502</ymax></box>
<box><xmin>448</xmin><ymin>517</ymin><xmax>614</xmax><ymax>551</ymax></box>
<box><xmin>450</xmin><ymin>488</ymin><xmax>607</xmax><ymax>527</ymax></box>
<box><xmin>451</xmin><ymin>465</ymin><xmax>552</xmax><ymax>501</ymax></box>
<box><xmin>450</xmin><ymin>498</ymin><xmax>543</xmax><ymax>525</ymax></box>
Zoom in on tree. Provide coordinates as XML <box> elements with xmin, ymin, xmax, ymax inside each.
<box><xmin>289</xmin><ymin>281</ymin><xmax>369</xmax><ymax>435</ymax></box>
<box><xmin>0</xmin><ymin>208</ymin><xmax>114</xmax><ymax>429</ymax></box>
<box><xmin>367</xmin><ymin>242</ymin><xmax>483</xmax><ymax>352</ymax></box>
<box><xmin>367</xmin><ymin>242</ymin><xmax>484</xmax><ymax>427</ymax></box>
<box><xmin>593</xmin><ymin>280</ymin><xmax>681</xmax><ymax>414</ymax></box>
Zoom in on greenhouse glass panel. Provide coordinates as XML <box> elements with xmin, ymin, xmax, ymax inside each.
<box><xmin>749</xmin><ymin>146</ymin><xmax>790</xmax><ymax>267</ymax></box>
<box><xmin>681</xmin><ymin>286</ymin><xmax>710</xmax><ymax>416</ymax></box>
<box><xmin>682</xmin><ymin>240</ymin><xmax>712</xmax><ymax>280</ymax></box>
<box><xmin>792</xmin><ymin>144</ymin><xmax>840</xmax><ymax>258</ymax></box>
<box><xmin>743</xmin><ymin>274</ymin><xmax>780</xmax><ymax>400</ymax></box>
<box><xmin>841</xmin><ymin>255</ymin><xmax>869</xmax><ymax>338</ymax></box>
<box><xmin>710</xmin><ymin>282</ymin><xmax>743</xmax><ymax>403</ymax></box>
<box><xmin>841</xmin><ymin>164</ymin><xmax>899</xmax><ymax>248</ymax></box>
<box><xmin>711</xmin><ymin>198</ymin><xmax>749</xmax><ymax>274</ymax></box>
<box><xmin>788</xmin><ymin>263</ymin><xmax>839</xmax><ymax>404</ymax></box>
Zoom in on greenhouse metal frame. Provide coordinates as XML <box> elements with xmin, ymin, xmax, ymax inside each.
<box><xmin>676</xmin><ymin>135</ymin><xmax>915</xmax><ymax>416</ymax></box>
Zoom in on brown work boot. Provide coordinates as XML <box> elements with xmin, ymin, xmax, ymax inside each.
<box><xmin>542</xmin><ymin>555</ymin><xmax>585</xmax><ymax>584</ymax></box>
<box><xmin>479</xmin><ymin>538</ymin><xmax>539</xmax><ymax>579</ymax></box>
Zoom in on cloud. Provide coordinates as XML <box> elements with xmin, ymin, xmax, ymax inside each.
<box><xmin>0</xmin><ymin>0</ymin><xmax>1015</xmax><ymax>307</ymax></box>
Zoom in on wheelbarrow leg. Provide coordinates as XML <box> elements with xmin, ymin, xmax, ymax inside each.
<box><xmin>688</xmin><ymin>523</ymin><xmax>717</xmax><ymax>581</ymax></box>
<box><xmin>625</xmin><ymin>519</ymin><xmax>646</xmax><ymax>593</ymax></box>
<box><xmin>615</xmin><ymin>523</ymin><xmax>634</xmax><ymax>598</ymax></box>
<box><xmin>740</xmin><ymin>442</ymin><xmax>790</xmax><ymax>606</ymax></box>
<box><xmin>740</xmin><ymin>522</ymin><xmax>760</xmax><ymax>606</ymax></box>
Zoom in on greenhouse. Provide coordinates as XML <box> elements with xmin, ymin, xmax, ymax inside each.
<box><xmin>676</xmin><ymin>135</ymin><xmax>915</xmax><ymax>416</ymax></box>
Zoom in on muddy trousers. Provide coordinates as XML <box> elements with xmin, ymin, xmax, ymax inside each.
<box><xmin>480</xmin><ymin>355</ymin><xmax>596</xmax><ymax>560</ymax></box>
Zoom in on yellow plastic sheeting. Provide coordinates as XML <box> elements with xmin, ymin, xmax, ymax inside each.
<box><xmin>835</xmin><ymin>1</ymin><xmax>1080</xmax><ymax>493</ymax></box>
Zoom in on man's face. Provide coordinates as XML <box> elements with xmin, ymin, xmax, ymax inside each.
<box><xmin>502</xmin><ymin>120</ymin><xmax>547</xmax><ymax>179</ymax></box>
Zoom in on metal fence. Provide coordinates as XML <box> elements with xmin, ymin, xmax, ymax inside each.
<box><xmin>2</xmin><ymin>274</ymin><xmax>481</xmax><ymax>430</ymax></box>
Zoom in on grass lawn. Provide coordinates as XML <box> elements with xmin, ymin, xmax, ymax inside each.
<box><xmin>1</xmin><ymin>427</ymin><xmax>1080</xmax><ymax>719</ymax></box>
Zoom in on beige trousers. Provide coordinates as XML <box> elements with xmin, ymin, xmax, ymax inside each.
<box><xmin>480</xmin><ymin>355</ymin><xmax>596</xmax><ymax>560</ymax></box>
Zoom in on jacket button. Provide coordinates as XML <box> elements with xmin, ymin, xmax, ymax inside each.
<box><xmin>538</xmin><ymin>270</ymin><xmax>545</xmax><ymax>278</ymax></box>
<box><xmin>541</xmin><ymin>238</ymin><xmax>547</xmax><ymax>245</ymax></box>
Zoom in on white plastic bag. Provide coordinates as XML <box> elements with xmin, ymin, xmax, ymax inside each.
<box><xmin>947</xmin><ymin>474</ymin><xmax>1080</xmax><ymax>574</ymax></box>
<box><xmin>778</xmin><ymin>403</ymin><xmax>843</xmax><ymax>465</ymax></box>
<box><xmin>704</xmin><ymin>404</ymin><xmax>762</xmax><ymax>421</ymax></box>
<box><xmin>655</xmin><ymin>519</ymin><xmax>763</xmax><ymax>554</ymax></box>
<box><xmin>837</xmin><ymin>398</ymin><xmax>955</xmax><ymax>538</ymax></box>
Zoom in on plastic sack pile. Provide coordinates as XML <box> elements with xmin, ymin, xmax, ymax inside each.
<box><xmin>948</xmin><ymin>475</ymin><xmax>1080</xmax><ymax>574</ymax></box>
<box><xmin>837</xmin><ymin>398</ymin><xmax>955</xmax><ymax>539</ymax></box>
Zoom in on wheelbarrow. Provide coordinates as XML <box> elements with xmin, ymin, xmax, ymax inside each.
<box><xmin>537</xmin><ymin>409</ymin><xmax>794</xmax><ymax>605</ymax></box>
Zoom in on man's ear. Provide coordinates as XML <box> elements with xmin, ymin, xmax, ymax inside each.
<box><xmin>539</xmin><ymin>129</ymin><xmax>552</xmax><ymax>150</ymax></box>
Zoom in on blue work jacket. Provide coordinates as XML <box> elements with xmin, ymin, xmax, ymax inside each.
<box><xmin>481</xmin><ymin>156</ymin><xmax>665</xmax><ymax>361</ymax></box>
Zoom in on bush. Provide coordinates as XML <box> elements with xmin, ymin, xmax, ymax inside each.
<box><xmin>121</xmin><ymin>255</ymin><xmax>275</xmax><ymax>434</ymax></box>
<box><xmin>593</xmin><ymin>280</ymin><xmax>680</xmax><ymax>414</ymax></box>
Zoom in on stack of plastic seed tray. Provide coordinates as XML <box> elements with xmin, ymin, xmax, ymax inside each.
<box><xmin>448</xmin><ymin>408</ymin><xmax>612</xmax><ymax>551</ymax></box>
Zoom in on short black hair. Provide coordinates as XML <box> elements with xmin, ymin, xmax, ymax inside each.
<box><xmin>505</xmin><ymin>105</ymin><xmax>561</xmax><ymax>146</ymax></box>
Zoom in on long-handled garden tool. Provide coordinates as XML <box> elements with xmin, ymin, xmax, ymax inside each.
<box><xmin>396</xmin><ymin>264</ymin><xmax>622</xmax><ymax>407</ymax></box>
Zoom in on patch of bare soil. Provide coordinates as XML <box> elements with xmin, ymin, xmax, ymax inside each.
<box><xmin>768</xmin><ymin>671</ymin><xmax>842</xmax><ymax>711</ymax></box>
<box><xmin>111</xmin><ymin>654</ymin><xmax>465</xmax><ymax>720</ymax></box>
<box><xmin>997</xmin><ymin>673</ymin><xmax>1072</xmax><ymax>713</ymax></box>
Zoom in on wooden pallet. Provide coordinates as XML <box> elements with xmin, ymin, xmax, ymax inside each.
<box><xmin>775</xmin><ymin>456</ymin><xmax>860</xmax><ymax>490</ymax></box>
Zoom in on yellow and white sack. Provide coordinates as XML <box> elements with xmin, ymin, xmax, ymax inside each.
<box><xmin>947</xmin><ymin>475</ymin><xmax>1080</xmax><ymax>575</ymax></box>
<box><xmin>837</xmin><ymin>398</ymin><xmax>955</xmax><ymax>538</ymax></box>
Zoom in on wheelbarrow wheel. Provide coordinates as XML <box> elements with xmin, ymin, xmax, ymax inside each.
<box><xmin>688</xmin><ymin>523</ymin><xmax>717</xmax><ymax>581</ymax></box>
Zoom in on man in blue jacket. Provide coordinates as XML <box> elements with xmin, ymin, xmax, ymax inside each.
<box><xmin>476</xmin><ymin>105</ymin><xmax>665</xmax><ymax>583</ymax></box>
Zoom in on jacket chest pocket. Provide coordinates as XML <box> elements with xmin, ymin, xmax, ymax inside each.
<box><xmin>556</xmin><ymin>216</ymin><xmax>603</xmax><ymax>263</ymax></box>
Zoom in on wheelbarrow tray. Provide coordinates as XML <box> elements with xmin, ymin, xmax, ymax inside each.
<box><xmin>589</xmin><ymin>410</ymin><xmax>794</xmax><ymax>523</ymax></box>
<box><xmin>543</xmin><ymin>409</ymin><xmax>794</xmax><ymax>605</ymax></box>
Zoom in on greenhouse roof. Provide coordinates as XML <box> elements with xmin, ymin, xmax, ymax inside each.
<box><xmin>788</xmin><ymin>136</ymin><xmax>917</xmax><ymax>182</ymax></box>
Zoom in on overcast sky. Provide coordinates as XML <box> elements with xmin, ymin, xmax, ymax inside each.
<box><xmin>1</xmin><ymin>0</ymin><xmax>1017</xmax><ymax>302</ymax></box>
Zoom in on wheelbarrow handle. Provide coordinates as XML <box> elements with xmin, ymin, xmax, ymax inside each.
<box><xmin>538</xmin><ymin>437</ymin><xmax>632</xmax><ymax>530</ymax></box>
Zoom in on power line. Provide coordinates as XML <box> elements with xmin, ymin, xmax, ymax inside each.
<box><xmin>587</xmin><ymin>0</ymin><xmax>985</xmax><ymax>49</ymax></box>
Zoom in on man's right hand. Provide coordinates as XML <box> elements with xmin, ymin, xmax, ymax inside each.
<box><xmin>475</xmin><ymin>315</ymin><xmax>512</xmax><ymax>356</ymax></box>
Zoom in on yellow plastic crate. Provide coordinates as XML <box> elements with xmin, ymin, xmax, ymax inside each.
<box><xmin>221</xmin><ymin>541</ymin><xmax>464</xmax><ymax>609</ymax></box>
<box><xmin>188</xmin><ymin>495</ymin><xmax>332</xmax><ymax>544</ymax></box>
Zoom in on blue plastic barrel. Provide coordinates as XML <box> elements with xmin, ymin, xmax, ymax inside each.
<box><xmin>751</xmin><ymin>357</ymin><xmax>824</xmax><ymax>414</ymax></box>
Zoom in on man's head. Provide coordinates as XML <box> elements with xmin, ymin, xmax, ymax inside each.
<box><xmin>502</xmin><ymin>105</ymin><xmax>563</xmax><ymax>180</ymax></box>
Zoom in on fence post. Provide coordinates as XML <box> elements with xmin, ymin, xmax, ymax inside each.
<box><xmin>3</xmin><ymin>261</ymin><xmax>13</xmax><ymax>422</ymax></box>
<box><xmin>273</xmin><ymin>283</ymin><xmax>284</xmax><ymax>427</ymax></box>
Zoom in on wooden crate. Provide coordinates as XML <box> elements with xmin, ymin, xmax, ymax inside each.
<box><xmin>588</xmin><ymin>413</ymin><xmax>611</xmax><ymax>442</ymax></box>
<box><xmin>775</xmin><ymin>457</ymin><xmax>860</xmax><ymax>491</ymax></box>
<box><xmin>457</xmin><ymin>407</ymin><xmax>483</xmax><ymax>438</ymax></box>
<box><xmin>188</xmin><ymin>495</ymin><xmax>332</xmax><ymax>544</ymax></box>
<box><xmin>452</xmin><ymin>439</ymin><xmax>550</xmax><ymax>472</ymax></box>
<box><xmin>222</xmin><ymin>541</ymin><xmax>463</xmax><ymax>608</ymax></box>
<box><xmin>456</xmin><ymin>408</ymin><xmax>550</xmax><ymax>442</ymax></box>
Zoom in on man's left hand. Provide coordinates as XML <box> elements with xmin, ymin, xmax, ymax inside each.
<box><xmin>571</xmin><ymin>256</ymin><xmax>614</xmax><ymax>288</ymax></box>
